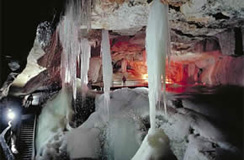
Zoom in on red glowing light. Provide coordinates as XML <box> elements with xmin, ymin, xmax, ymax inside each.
<box><xmin>138</xmin><ymin>59</ymin><xmax>189</xmax><ymax>93</ymax></box>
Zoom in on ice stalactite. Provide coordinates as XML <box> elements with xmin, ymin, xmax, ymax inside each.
<box><xmin>79</xmin><ymin>0</ymin><xmax>92</xmax><ymax>97</ymax></box>
<box><xmin>165</xmin><ymin>4</ymin><xmax>171</xmax><ymax>118</ymax></box>
<box><xmin>146</xmin><ymin>0</ymin><xmax>170</xmax><ymax>131</ymax></box>
<box><xmin>59</xmin><ymin>0</ymin><xmax>81</xmax><ymax>100</ymax></box>
<box><xmin>80</xmin><ymin>0</ymin><xmax>92</xmax><ymax>32</ymax></box>
<box><xmin>80</xmin><ymin>38</ymin><xmax>91</xmax><ymax>95</ymax></box>
<box><xmin>58</xmin><ymin>0</ymin><xmax>92</xmax><ymax>100</ymax></box>
<box><xmin>132</xmin><ymin>0</ymin><xmax>171</xmax><ymax>159</ymax></box>
<box><xmin>36</xmin><ymin>1</ymin><xmax>93</xmax><ymax>156</ymax></box>
<box><xmin>101</xmin><ymin>30</ymin><xmax>113</xmax><ymax>122</ymax></box>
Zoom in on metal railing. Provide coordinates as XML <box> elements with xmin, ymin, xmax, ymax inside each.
<box><xmin>0</xmin><ymin>123</ymin><xmax>15</xmax><ymax>160</ymax></box>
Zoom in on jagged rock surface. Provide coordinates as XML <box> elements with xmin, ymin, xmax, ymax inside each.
<box><xmin>92</xmin><ymin>0</ymin><xmax>244</xmax><ymax>37</ymax></box>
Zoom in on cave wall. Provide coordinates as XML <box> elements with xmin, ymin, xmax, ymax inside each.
<box><xmin>9</xmin><ymin>31</ymin><xmax>244</xmax><ymax>96</ymax></box>
<box><xmin>86</xmin><ymin>33</ymin><xmax>244</xmax><ymax>87</ymax></box>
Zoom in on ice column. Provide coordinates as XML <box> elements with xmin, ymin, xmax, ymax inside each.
<box><xmin>146</xmin><ymin>0</ymin><xmax>170</xmax><ymax>131</ymax></box>
<box><xmin>101</xmin><ymin>30</ymin><xmax>113</xmax><ymax>121</ymax></box>
<box><xmin>132</xmin><ymin>1</ymin><xmax>171</xmax><ymax>159</ymax></box>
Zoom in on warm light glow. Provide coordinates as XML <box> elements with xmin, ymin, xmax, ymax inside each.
<box><xmin>142</xmin><ymin>74</ymin><xmax>173</xmax><ymax>84</ymax></box>
<box><xmin>142</xmin><ymin>74</ymin><xmax>148</xmax><ymax>80</ymax></box>
<box><xmin>7</xmin><ymin>109</ymin><xmax>15</xmax><ymax>120</ymax></box>
<box><xmin>127</xmin><ymin>56</ymin><xmax>191</xmax><ymax>93</ymax></box>
<box><xmin>165</xmin><ymin>77</ymin><xmax>173</xmax><ymax>84</ymax></box>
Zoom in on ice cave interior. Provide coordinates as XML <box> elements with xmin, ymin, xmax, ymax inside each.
<box><xmin>0</xmin><ymin>0</ymin><xmax>244</xmax><ymax>160</ymax></box>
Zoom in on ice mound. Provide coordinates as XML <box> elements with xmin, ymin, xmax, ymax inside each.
<box><xmin>36</xmin><ymin>88</ymin><xmax>242</xmax><ymax>160</ymax></box>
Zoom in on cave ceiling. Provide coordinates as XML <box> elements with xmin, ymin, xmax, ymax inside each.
<box><xmin>89</xmin><ymin>0</ymin><xmax>244</xmax><ymax>50</ymax></box>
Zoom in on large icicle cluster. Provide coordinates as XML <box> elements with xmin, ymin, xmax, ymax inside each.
<box><xmin>58</xmin><ymin>0</ymin><xmax>92</xmax><ymax>100</ymax></box>
<box><xmin>36</xmin><ymin>0</ymin><xmax>93</xmax><ymax>157</ymax></box>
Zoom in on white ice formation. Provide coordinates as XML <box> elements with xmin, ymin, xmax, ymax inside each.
<box><xmin>101</xmin><ymin>30</ymin><xmax>113</xmax><ymax>122</ymax></box>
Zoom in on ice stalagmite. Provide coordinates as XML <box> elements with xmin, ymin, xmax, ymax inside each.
<box><xmin>132</xmin><ymin>0</ymin><xmax>171</xmax><ymax>159</ymax></box>
<box><xmin>101</xmin><ymin>30</ymin><xmax>113</xmax><ymax>121</ymax></box>
<box><xmin>146</xmin><ymin>0</ymin><xmax>170</xmax><ymax>131</ymax></box>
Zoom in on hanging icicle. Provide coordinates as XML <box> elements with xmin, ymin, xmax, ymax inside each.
<box><xmin>146</xmin><ymin>0</ymin><xmax>170</xmax><ymax>131</ymax></box>
<box><xmin>101</xmin><ymin>30</ymin><xmax>113</xmax><ymax>122</ymax></box>
<box><xmin>81</xmin><ymin>0</ymin><xmax>92</xmax><ymax>33</ymax></box>
<box><xmin>80</xmin><ymin>38</ymin><xmax>91</xmax><ymax>95</ymax></box>
<box><xmin>58</xmin><ymin>0</ymin><xmax>92</xmax><ymax>100</ymax></box>
<box><xmin>59</xmin><ymin>0</ymin><xmax>81</xmax><ymax>100</ymax></box>
<box><xmin>132</xmin><ymin>1</ymin><xmax>171</xmax><ymax>159</ymax></box>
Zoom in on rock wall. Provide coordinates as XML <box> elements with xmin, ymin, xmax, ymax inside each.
<box><xmin>88</xmin><ymin>33</ymin><xmax>244</xmax><ymax>87</ymax></box>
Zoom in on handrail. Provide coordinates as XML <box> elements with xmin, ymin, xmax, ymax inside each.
<box><xmin>32</xmin><ymin>115</ymin><xmax>37</xmax><ymax>160</ymax></box>
<box><xmin>0</xmin><ymin>123</ymin><xmax>15</xmax><ymax>160</ymax></box>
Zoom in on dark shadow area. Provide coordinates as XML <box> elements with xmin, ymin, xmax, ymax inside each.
<box><xmin>1</xmin><ymin>0</ymin><xmax>66</xmax><ymax>86</ymax></box>
<box><xmin>176</xmin><ymin>85</ymin><xmax>244</xmax><ymax>152</ymax></box>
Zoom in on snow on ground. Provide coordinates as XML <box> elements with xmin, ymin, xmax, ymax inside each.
<box><xmin>36</xmin><ymin>87</ymin><xmax>242</xmax><ymax>160</ymax></box>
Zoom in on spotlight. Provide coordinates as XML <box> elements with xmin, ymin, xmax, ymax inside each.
<box><xmin>7</xmin><ymin>109</ymin><xmax>15</xmax><ymax>120</ymax></box>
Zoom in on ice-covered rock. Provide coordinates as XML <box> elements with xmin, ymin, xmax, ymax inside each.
<box><xmin>36</xmin><ymin>131</ymin><xmax>68</xmax><ymax>160</ymax></box>
<box><xmin>35</xmin><ymin>87</ymin><xmax>243</xmax><ymax>160</ymax></box>
<box><xmin>132</xmin><ymin>128</ymin><xmax>174</xmax><ymax>160</ymax></box>
<box><xmin>106</xmin><ymin>118</ymin><xmax>140</xmax><ymax>160</ymax></box>
<box><xmin>65</xmin><ymin>127</ymin><xmax>101</xmax><ymax>159</ymax></box>
<box><xmin>36</xmin><ymin>87</ymin><xmax>72</xmax><ymax>154</ymax></box>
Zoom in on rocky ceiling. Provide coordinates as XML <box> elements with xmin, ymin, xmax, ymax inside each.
<box><xmin>89</xmin><ymin>0</ymin><xmax>244</xmax><ymax>54</ymax></box>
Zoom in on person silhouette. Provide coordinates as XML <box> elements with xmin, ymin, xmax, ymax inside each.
<box><xmin>122</xmin><ymin>76</ymin><xmax>126</xmax><ymax>85</ymax></box>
